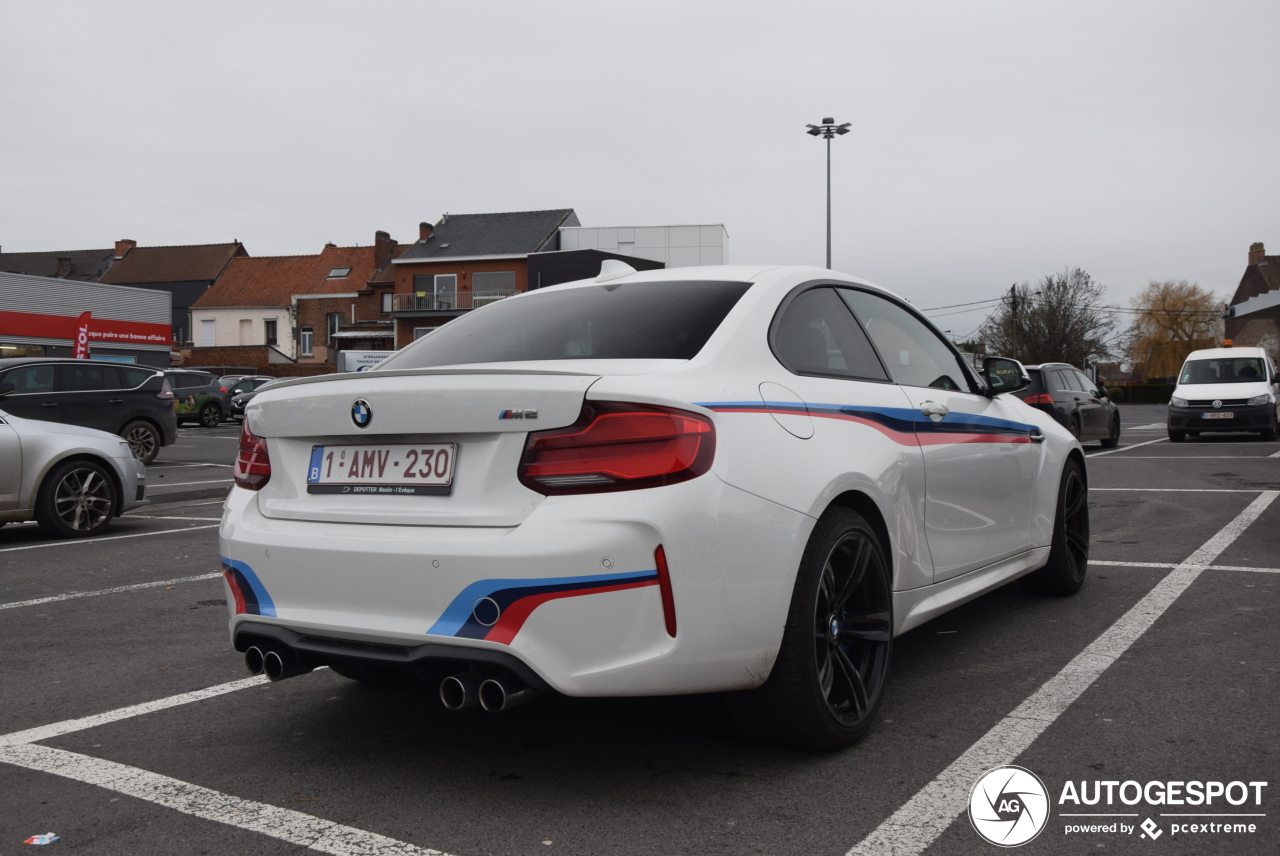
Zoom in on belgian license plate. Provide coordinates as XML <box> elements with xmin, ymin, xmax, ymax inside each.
<box><xmin>306</xmin><ymin>443</ymin><xmax>456</xmax><ymax>495</ymax></box>
<box><xmin>1201</xmin><ymin>412</ymin><xmax>1234</xmax><ymax>420</ymax></box>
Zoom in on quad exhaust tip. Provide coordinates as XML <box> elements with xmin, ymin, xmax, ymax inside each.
<box><xmin>244</xmin><ymin>645</ymin><xmax>312</xmax><ymax>682</ymax></box>
<box><xmin>244</xmin><ymin>646</ymin><xmax>265</xmax><ymax>676</ymax></box>
<box><xmin>478</xmin><ymin>674</ymin><xmax>536</xmax><ymax>713</ymax></box>
<box><xmin>440</xmin><ymin>669</ymin><xmax>537</xmax><ymax>712</ymax></box>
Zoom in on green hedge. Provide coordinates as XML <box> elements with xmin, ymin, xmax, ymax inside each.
<box><xmin>1106</xmin><ymin>386</ymin><xmax>1127</xmax><ymax>403</ymax></box>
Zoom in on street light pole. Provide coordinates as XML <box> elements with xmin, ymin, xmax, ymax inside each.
<box><xmin>807</xmin><ymin>117</ymin><xmax>851</xmax><ymax>269</ymax></box>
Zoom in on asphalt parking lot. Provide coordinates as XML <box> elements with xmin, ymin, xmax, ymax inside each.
<box><xmin>1</xmin><ymin>406</ymin><xmax>1277</xmax><ymax>855</ymax></box>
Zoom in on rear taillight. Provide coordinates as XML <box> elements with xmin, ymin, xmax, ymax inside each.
<box><xmin>155</xmin><ymin>379</ymin><xmax>174</xmax><ymax>400</ymax></box>
<box><xmin>234</xmin><ymin>421</ymin><xmax>271</xmax><ymax>490</ymax></box>
<box><xmin>219</xmin><ymin>387</ymin><xmax>229</xmax><ymax>393</ymax></box>
<box><xmin>1022</xmin><ymin>394</ymin><xmax>1053</xmax><ymax>404</ymax></box>
<box><xmin>518</xmin><ymin>401</ymin><xmax>715</xmax><ymax>495</ymax></box>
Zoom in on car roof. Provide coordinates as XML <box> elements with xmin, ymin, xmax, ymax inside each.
<box><xmin>1183</xmin><ymin>347</ymin><xmax>1268</xmax><ymax>360</ymax></box>
<box><xmin>0</xmin><ymin>357</ymin><xmax>161</xmax><ymax>371</ymax></box>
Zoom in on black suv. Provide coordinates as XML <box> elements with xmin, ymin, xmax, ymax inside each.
<box><xmin>165</xmin><ymin>370</ymin><xmax>234</xmax><ymax>428</ymax></box>
<box><xmin>1019</xmin><ymin>362</ymin><xmax>1121</xmax><ymax>447</ymax></box>
<box><xmin>222</xmin><ymin>375</ymin><xmax>274</xmax><ymax>420</ymax></box>
<box><xmin>0</xmin><ymin>358</ymin><xmax>177</xmax><ymax>463</ymax></box>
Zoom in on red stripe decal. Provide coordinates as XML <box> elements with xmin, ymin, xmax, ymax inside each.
<box><xmin>709</xmin><ymin>407</ymin><xmax>1032</xmax><ymax>446</ymax></box>
<box><xmin>223</xmin><ymin>568</ymin><xmax>247</xmax><ymax>615</ymax></box>
<box><xmin>484</xmin><ymin>580</ymin><xmax>658</xmax><ymax>645</ymax></box>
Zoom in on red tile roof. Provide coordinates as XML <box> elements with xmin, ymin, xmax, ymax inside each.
<box><xmin>194</xmin><ymin>244</ymin><xmax>385</xmax><ymax>308</ymax></box>
<box><xmin>99</xmin><ymin>242</ymin><xmax>245</xmax><ymax>285</ymax></box>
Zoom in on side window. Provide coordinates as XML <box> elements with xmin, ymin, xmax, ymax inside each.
<box><xmin>772</xmin><ymin>287</ymin><xmax>888</xmax><ymax>381</ymax></box>
<box><xmin>837</xmin><ymin>289</ymin><xmax>972</xmax><ymax>392</ymax></box>
<box><xmin>1050</xmin><ymin>369</ymin><xmax>1075</xmax><ymax>393</ymax></box>
<box><xmin>1073</xmin><ymin>370</ymin><xmax>1097</xmax><ymax>393</ymax></box>
<box><xmin>2</xmin><ymin>365</ymin><xmax>55</xmax><ymax>393</ymax></box>
<box><xmin>57</xmin><ymin>364</ymin><xmax>108</xmax><ymax>392</ymax></box>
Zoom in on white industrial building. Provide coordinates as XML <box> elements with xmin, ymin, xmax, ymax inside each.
<box><xmin>558</xmin><ymin>225</ymin><xmax>729</xmax><ymax>268</ymax></box>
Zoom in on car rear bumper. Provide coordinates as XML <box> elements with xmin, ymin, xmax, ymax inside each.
<box><xmin>1168</xmin><ymin>403</ymin><xmax>1275</xmax><ymax>431</ymax></box>
<box><xmin>218</xmin><ymin>475</ymin><xmax>811</xmax><ymax>696</ymax></box>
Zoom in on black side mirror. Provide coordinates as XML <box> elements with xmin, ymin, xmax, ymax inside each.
<box><xmin>982</xmin><ymin>356</ymin><xmax>1031</xmax><ymax>397</ymax></box>
<box><xmin>0</xmin><ymin>382</ymin><xmax>14</xmax><ymax>398</ymax></box>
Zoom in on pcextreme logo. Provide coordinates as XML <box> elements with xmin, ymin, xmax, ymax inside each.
<box><xmin>969</xmin><ymin>766</ymin><xmax>1050</xmax><ymax>847</ymax></box>
<box><xmin>969</xmin><ymin>767</ymin><xmax>1270</xmax><ymax>847</ymax></box>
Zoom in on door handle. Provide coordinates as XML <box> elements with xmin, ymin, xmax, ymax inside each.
<box><xmin>108</xmin><ymin>399</ymin><xmax>124</xmax><ymax>404</ymax></box>
<box><xmin>919</xmin><ymin>401</ymin><xmax>949</xmax><ymax>422</ymax></box>
<box><xmin>42</xmin><ymin>402</ymin><xmax>59</xmax><ymax>408</ymax></box>
<box><xmin>1030</xmin><ymin>429</ymin><xmax>1046</xmax><ymax>444</ymax></box>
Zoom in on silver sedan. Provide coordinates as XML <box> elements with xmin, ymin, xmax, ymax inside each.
<box><xmin>0</xmin><ymin>409</ymin><xmax>147</xmax><ymax>538</ymax></box>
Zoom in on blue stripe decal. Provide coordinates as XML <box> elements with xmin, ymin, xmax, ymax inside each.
<box><xmin>427</xmin><ymin>569</ymin><xmax>659</xmax><ymax>637</ymax></box>
<box><xmin>697</xmin><ymin>400</ymin><xmax>1036</xmax><ymax>437</ymax></box>
<box><xmin>221</xmin><ymin>556</ymin><xmax>277</xmax><ymax>617</ymax></box>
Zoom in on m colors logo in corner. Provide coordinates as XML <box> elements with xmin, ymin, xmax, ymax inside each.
<box><xmin>969</xmin><ymin>766</ymin><xmax>1050</xmax><ymax>847</ymax></box>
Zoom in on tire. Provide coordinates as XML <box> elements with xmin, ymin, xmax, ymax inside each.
<box><xmin>1100</xmin><ymin>415</ymin><xmax>1120</xmax><ymax>448</ymax></box>
<box><xmin>1023</xmin><ymin>458</ymin><xmax>1089</xmax><ymax>596</ymax></box>
<box><xmin>1168</xmin><ymin>429</ymin><xmax>1185</xmax><ymax>443</ymax></box>
<box><xmin>728</xmin><ymin>507</ymin><xmax>892</xmax><ymax>750</ymax></box>
<box><xmin>121</xmin><ymin>420</ymin><xmax>161</xmax><ymax>464</ymax></box>
<box><xmin>1262</xmin><ymin>415</ymin><xmax>1278</xmax><ymax>442</ymax></box>
<box><xmin>35</xmin><ymin>459</ymin><xmax>118</xmax><ymax>539</ymax></box>
<box><xmin>1068</xmin><ymin>417</ymin><xmax>1081</xmax><ymax>442</ymax></box>
<box><xmin>198</xmin><ymin>403</ymin><xmax>222</xmax><ymax>428</ymax></box>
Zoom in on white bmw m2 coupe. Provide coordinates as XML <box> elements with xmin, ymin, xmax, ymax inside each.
<box><xmin>222</xmin><ymin>264</ymin><xmax>1088</xmax><ymax>749</ymax></box>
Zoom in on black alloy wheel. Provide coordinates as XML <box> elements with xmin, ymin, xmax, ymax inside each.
<box><xmin>36</xmin><ymin>459</ymin><xmax>118</xmax><ymax>538</ymax></box>
<box><xmin>199</xmin><ymin>402</ymin><xmax>222</xmax><ymax>428</ymax></box>
<box><xmin>1100</xmin><ymin>415</ymin><xmax>1120</xmax><ymax>448</ymax></box>
<box><xmin>729</xmin><ymin>507</ymin><xmax>892</xmax><ymax>749</ymax></box>
<box><xmin>1024</xmin><ymin>457</ymin><xmax>1089</xmax><ymax>595</ymax></box>
<box><xmin>121</xmin><ymin>420</ymin><xmax>160</xmax><ymax>464</ymax></box>
<box><xmin>1068</xmin><ymin>416</ymin><xmax>1082</xmax><ymax>442</ymax></box>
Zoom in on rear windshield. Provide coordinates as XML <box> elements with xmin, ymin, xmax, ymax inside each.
<box><xmin>378</xmin><ymin>280</ymin><xmax>753</xmax><ymax>370</ymax></box>
<box><xmin>1180</xmin><ymin>357</ymin><xmax>1267</xmax><ymax>385</ymax></box>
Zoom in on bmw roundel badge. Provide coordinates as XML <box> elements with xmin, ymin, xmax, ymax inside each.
<box><xmin>351</xmin><ymin>399</ymin><xmax>372</xmax><ymax>428</ymax></box>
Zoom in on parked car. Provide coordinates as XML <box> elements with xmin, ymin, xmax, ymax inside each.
<box><xmin>225</xmin><ymin>376</ymin><xmax>275</xmax><ymax>421</ymax></box>
<box><xmin>0</xmin><ymin>358</ymin><xmax>177</xmax><ymax>464</ymax></box>
<box><xmin>1018</xmin><ymin>363</ymin><xmax>1120</xmax><ymax>447</ymax></box>
<box><xmin>220</xmin><ymin>264</ymin><xmax>1087</xmax><ymax>750</ymax></box>
<box><xmin>0</xmin><ymin>408</ymin><xmax>147</xmax><ymax>537</ymax></box>
<box><xmin>1168</xmin><ymin>346</ymin><xmax>1279</xmax><ymax>442</ymax></box>
<box><xmin>166</xmin><ymin>370</ymin><xmax>233</xmax><ymax>428</ymax></box>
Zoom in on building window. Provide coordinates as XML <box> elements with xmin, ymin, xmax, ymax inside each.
<box><xmin>327</xmin><ymin>267</ymin><xmax>352</xmax><ymax>279</ymax></box>
<box><xmin>381</xmin><ymin>292</ymin><xmax>393</xmax><ymax>313</ymax></box>
<box><xmin>413</xmin><ymin>274</ymin><xmax>458</xmax><ymax>309</ymax></box>
<box><xmin>473</xmin><ymin>271</ymin><xmax>515</xmax><ymax>293</ymax></box>
<box><xmin>300</xmin><ymin>327</ymin><xmax>313</xmax><ymax>356</ymax></box>
<box><xmin>264</xmin><ymin>319</ymin><xmax>278</xmax><ymax>346</ymax></box>
<box><xmin>200</xmin><ymin>319</ymin><xmax>215</xmax><ymax>347</ymax></box>
<box><xmin>327</xmin><ymin>313</ymin><xmax>342</xmax><ymax>343</ymax></box>
<box><xmin>413</xmin><ymin>327</ymin><xmax>435</xmax><ymax>340</ymax></box>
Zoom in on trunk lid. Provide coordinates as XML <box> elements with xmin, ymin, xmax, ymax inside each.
<box><xmin>247</xmin><ymin>369</ymin><xmax>600</xmax><ymax>527</ymax></box>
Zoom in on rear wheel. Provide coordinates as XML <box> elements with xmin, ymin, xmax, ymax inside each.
<box><xmin>199</xmin><ymin>403</ymin><xmax>222</xmax><ymax>428</ymax></box>
<box><xmin>121</xmin><ymin>420</ymin><xmax>160</xmax><ymax>464</ymax></box>
<box><xmin>729</xmin><ymin>507</ymin><xmax>892</xmax><ymax>750</ymax></box>
<box><xmin>1100</xmin><ymin>415</ymin><xmax>1120</xmax><ymax>448</ymax></box>
<box><xmin>36</xmin><ymin>459</ymin><xmax>118</xmax><ymax>538</ymax></box>
<box><xmin>1023</xmin><ymin>458</ymin><xmax>1089</xmax><ymax>595</ymax></box>
<box><xmin>1068</xmin><ymin>416</ymin><xmax>1081</xmax><ymax>442</ymax></box>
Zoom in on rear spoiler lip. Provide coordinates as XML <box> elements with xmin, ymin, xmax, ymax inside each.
<box><xmin>259</xmin><ymin>365</ymin><xmax>602</xmax><ymax>393</ymax></box>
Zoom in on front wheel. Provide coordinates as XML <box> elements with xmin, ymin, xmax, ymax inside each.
<box><xmin>1023</xmin><ymin>458</ymin><xmax>1089</xmax><ymax>595</ymax></box>
<box><xmin>1262</xmin><ymin>415</ymin><xmax>1278</xmax><ymax>442</ymax></box>
<box><xmin>1100</xmin><ymin>415</ymin><xmax>1120</xmax><ymax>448</ymax></box>
<box><xmin>36</xmin><ymin>459</ymin><xmax>118</xmax><ymax>538</ymax></box>
<box><xmin>198</xmin><ymin>403</ymin><xmax>222</xmax><ymax>428</ymax></box>
<box><xmin>1168</xmin><ymin>428</ymin><xmax>1185</xmax><ymax>443</ymax></box>
<box><xmin>729</xmin><ymin>507</ymin><xmax>892</xmax><ymax>750</ymax></box>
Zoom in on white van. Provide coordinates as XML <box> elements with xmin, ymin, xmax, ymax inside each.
<box><xmin>1168</xmin><ymin>346</ymin><xmax>1279</xmax><ymax>442</ymax></box>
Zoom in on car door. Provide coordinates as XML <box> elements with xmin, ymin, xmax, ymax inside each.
<box><xmin>838</xmin><ymin>288</ymin><xmax>1040</xmax><ymax>581</ymax></box>
<box><xmin>0</xmin><ymin>364</ymin><xmax>60</xmax><ymax>424</ymax></box>
<box><xmin>1071</xmin><ymin>369</ymin><xmax>1107</xmax><ymax>436</ymax></box>
<box><xmin>55</xmin><ymin>363</ymin><xmax>116</xmax><ymax>433</ymax></box>
<box><xmin>766</xmin><ymin>286</ymin><xmax>933</xmax><ymax>589</ymax></box>
<box><xmin>0</xmin><ymin>414</ymin><xmax>20</xmax><ymax>510</ymax></box>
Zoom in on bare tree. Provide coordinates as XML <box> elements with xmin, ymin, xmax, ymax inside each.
<box><xmin>1127</xmin><ymin>280</ymin><xmax>1221</xmax><ymax>380</ymax></box>
<box><xmin>979</xmin><ymin>268</ymin><xmax>1116</xmax><ymax>366</ymax></box>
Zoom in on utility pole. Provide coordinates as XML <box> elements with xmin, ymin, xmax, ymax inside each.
<box><xmin>1009</xmin><ymin>284</ymin><xmax>1018</xmax><ymax>360</ymax></box>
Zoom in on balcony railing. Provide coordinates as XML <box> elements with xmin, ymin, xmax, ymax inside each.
<box><xmin>393</xmin><ymin>289</ymin><xmax>515</xmax><ymax>312</ymax></box>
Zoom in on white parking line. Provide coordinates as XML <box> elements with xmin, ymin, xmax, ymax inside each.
<box><xmin>0</xmin><ymin>524</ymin><xmax>218</xmax><ymax>553</ymax></box>
<box><xmin>845</xmin><ymin>490</ymin><xmax>1278</xmax><ymax>856</ymax></box>
<box><xmin>1091</xmin><ymin>487</ymin><xmax>1261</xmax><ymax>493</ymax></box>
<box><xmin>0</xmin><ymin>572</ymin><xmax>222</xmax><ymax>611</ymax></box>
<box><xmin>0</xmin><ymin>673</ymin><xmax>449</xmax><ymax>856</ymax></box>
<box><xmin>1271</xmin><ymin>449</ymin><xmax>1280</xmax><ymax>458</ymax></box>
<box><xmin>1090</xmin><ymin>559</ymin><xmax>1280</xmax><ymax>574</ymax></box>
<box><xmin>1087</xmin><ymin>438</ymin><xmax>1166</xmax><ymax>457</ymax></box>
<box><xmin>1103</xmin><ymin>456</ymin><xmax>1280</xmax><ymax>460</ymax></box>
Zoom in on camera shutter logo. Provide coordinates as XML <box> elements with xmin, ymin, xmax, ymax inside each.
<box><xmin>969</xmin><ymin>766</ymin><xmax>1050</xmax><ymax>847</ymax></box>
<box><xmin>351</xmin><ymin>399</ymin><xmax>372</xmax><ymax>429</ymax></box>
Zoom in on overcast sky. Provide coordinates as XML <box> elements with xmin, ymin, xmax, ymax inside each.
<box><xmin>3</xmin><ymin>1</ymin><xmax>1277</xmax><ymax>340</ymax></box>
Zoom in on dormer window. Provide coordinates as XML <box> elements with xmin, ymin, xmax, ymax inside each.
<box><xmin>327</xmin><ymin>267</ymin><xmax>352</xmax><ymax>279</ymax></box>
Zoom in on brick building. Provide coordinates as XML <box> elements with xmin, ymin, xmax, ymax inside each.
<box><xmin>1226</xmin><ymin>241</ymin><xmax>1280</xmax><ymax>361</ymax></box>
<box><xmin>190</xmin><ymin>232</ymin><xmax>400</xmax><ymax>366</ymax></box>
